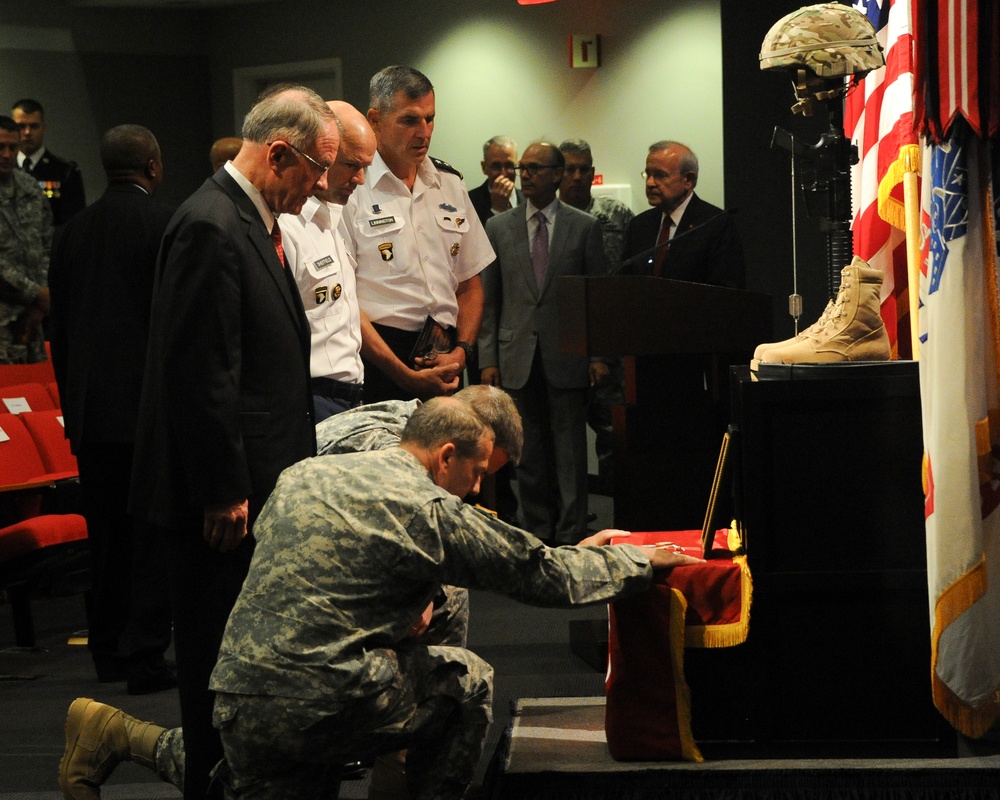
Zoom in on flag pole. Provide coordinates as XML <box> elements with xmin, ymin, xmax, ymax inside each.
<box><xmin>902</xmin><ymin>146</ymin><xmax>921</xmax><ymax>361</ymax></box>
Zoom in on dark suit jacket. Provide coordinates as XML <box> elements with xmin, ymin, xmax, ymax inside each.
<box><xmin>130</xmin><ymin>168</ymin><xmax>315</xmax><ymax>529</ymax></box>
<box><xmin>621</xmin><ymin>193</ymin><xmax>745</xmax><ymax>288</ymax></box>
<box><xmin>479</xmin><ymin>202</ymin><xmax>607</xmax><ymax>390</ymax></box>
<box><xmin>469</xmin><ymin>178</ymin><xmax>525</xmax><ymax>226</ymax></box>
<box><xmin>49</xmin><ymin>183</ymin><xmax>175</xmax><ymax>451</ymax></box>
<box><xmin>24</xmin><ymin>149</ymin><xmax>86</xmax><ymax>226</ymax></box>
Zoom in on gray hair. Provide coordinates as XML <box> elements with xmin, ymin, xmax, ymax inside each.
<box><xmin>454</xmin><ymin>385</ymin><xmax>523</xmax><ymax>465</ymax></box>
<box><xmin>558</xmin><ymin>138</ymin><xmax>593</xmax><ymax>164</ymax></box>
<box><xmin>369</xmin><ymin>66</ymin><xmax>434</xmax><ymax>114</ymax></box>
<box><xmin>482</xmin><ymin>135</ymin><xmax>516</xmax><ymax>161</ymax></box>
<box><xmin>401</xmin><ymin>397</ymin><xmax>493</xmax><ymax>460</ymax></box>
<box><xmin>648</xmin><ymin>140</ymin><xmax>699</xmax><ymax>177</ymax></box>
<box><xmin>242</xmin><ymin>84</ymin><xmax>334</xmax><ymax>150</ymax></box>
<box><xmin>100</xmin><ymin>124</ymin><xmax>159</xmax><ymax>179</ymax></box>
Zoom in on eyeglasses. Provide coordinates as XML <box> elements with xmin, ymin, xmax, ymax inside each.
<box><xmin>516</xmin><ymin>163</ymin><xmax>560</xmax><ymax>176</ymax></box>
<box><xmin>271</xmin><ymin>140</ymin><xmax>331</xmax><ymax>176</ymax></box>
<box><xmin>486</xmin><ymin>161</ymin><xmax>517</xmax><ymax>171</ymax></box>
<box><xmin>641</xmin><ymin>169</ymin><xmax>671</xmax><ymax>182</ymax></box>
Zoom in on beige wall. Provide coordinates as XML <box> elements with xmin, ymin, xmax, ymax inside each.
<box><xmin>1</xmin><ymin>0</ymin><xmax>725</xmax><ymax>214</ymax></box>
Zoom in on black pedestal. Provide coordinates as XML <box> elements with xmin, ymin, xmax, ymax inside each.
<box><xmin>686</xmin><ymin>363</ymin><xmax>954</xmax><ymax>757</ymax></box>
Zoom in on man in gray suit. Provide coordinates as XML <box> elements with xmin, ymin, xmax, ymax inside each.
<box><xmin>478</xmin><ymin>142</ymin><xmax>608</xmax><ymax>544</ymax></box>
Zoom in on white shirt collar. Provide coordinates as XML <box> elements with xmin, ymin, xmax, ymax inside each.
<box><xmin>665</xmin><ymin>191</ymin><xmax>694</xmax><ymax>229</ymax></box>
<box><xmin>18</xmin><ymin>146</ymin><xmax>46</xmax><ymax>168</ymax></box>
<box><xmin>224</xmin><ymin>161</ymin><xmax>275</xmax><ymax>232</ymax></box>
<box><xmin>526</xmin><ymin>196</ymin><xmax>560</xmax><ymax>222</ymax></box>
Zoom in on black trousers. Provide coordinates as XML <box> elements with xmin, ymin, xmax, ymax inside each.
<box><xmin>77</xmin><ymin>444</ymin><xmax>172</xmax><ymax>676</ymax></box>
<box><xmin>163</xmin><ymin>525</ymin><xmax>255</xmax><ymax>800</ymax></box>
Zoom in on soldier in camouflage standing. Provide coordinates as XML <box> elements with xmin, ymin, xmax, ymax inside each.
<box><xmin>59</xmin><ymin>397</ymin><xmax>700</xmax><ymax>800</ymax></box>
<box><xmin>0</xmin><ymin>115</ymin><xmax>52</xmax><ymax>364</ymax></box>
<box><xmin>558</xmin><ymin>138</ymin><xmax>634</xmax><ymax>495</ymax></box>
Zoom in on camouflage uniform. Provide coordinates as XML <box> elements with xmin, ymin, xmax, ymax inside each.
<box><xmin>0</xmin><ymin>169</ymin><xmax>52</xmax><ymax>363</ymax></box>
<box><xmin>209</xmin><ymin>448</ymin><xmax>653</xmax><ymax>800</ymax></box>
<box><xmin>315</xmin><ymin>398</ymin><xmax>418</xmax><ymax>456</ymax></box>
<box><xmin>315</xmin><ymin>397</ymin><xmax>468</xmax><ymax>646</ymax></box>
<box><xmin>585</xmin><ymin>194</ymin><xmax>634</xmax><ymax>271</ymax></box>
<box><xmin>584</xmin><ymin>195</ymin><xmax>634</xmax><ymax>493</ymax></box>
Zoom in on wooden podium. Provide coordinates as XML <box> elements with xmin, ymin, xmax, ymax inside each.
<box><xmin>558</xmin><ymin>276</ymin><xmax>771</xmax><ymax>530</ymax></box>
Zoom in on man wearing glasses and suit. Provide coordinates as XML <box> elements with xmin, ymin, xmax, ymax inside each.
<box><xmin>478</xmin><ymin>141</ymin><xmax>609</xmax><ymax>544</ymax></box>
<box><xmin>128</xmin><ymin>85</ymin><xmax>339</xmax><ymax>800</ymax></box>
<box><xmin>620</xmin><ymin>140</ymin><xmax>745</xmax><ymax>288</ymax></box>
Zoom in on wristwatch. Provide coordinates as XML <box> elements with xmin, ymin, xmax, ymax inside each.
<box><xmin>454</xmin><ymin>340</ymin><xmax>475</xmax><ymax>361</ymax></box>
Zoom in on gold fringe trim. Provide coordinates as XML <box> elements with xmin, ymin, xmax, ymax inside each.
<box><xmin>685</xmin><ymin>521</ymin><xmax>753</xmax><ymax>649</ymax></box>
<box><xmin>922</xmin><ymin>451</ymin><xmax>930</xmax><ymax>496</ymax></box>
<box><xmin>981</xmin><ymin>150</ymin><xmax>1000</xmax><ymax>397</ymax></box>
<box><xmin>668</xmin><ymin>587</ymin><xmax>704</xmax><ymax>763</ymax></box>
<box><xmin>878</xmin><ymin>144</ymin><xmax>922</xmax><ymax>231</ymax></box>
<box><xmin>975</xmin><ymin>417</ymin><xmax>992</xmax><ymax>479</ymax></box>
<box><xmin>931</xmin><ymin>557</ymin><xmax>1000</xmax><ymax>737</ymax></box>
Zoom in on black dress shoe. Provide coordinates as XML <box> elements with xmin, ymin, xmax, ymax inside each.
<box><xmin>340</xmin><ymin>761</ymin><xmax>367</xmax><ymax>781</ymax></box>
<box><xmin>127</xmin><ymin>659</ymin><xmax>178</xmax><ymax>695</ymax></box>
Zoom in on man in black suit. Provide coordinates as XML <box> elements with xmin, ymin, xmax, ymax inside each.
<box><xmin>468</xmin><ymin>134</ymin><xmax>524</xmax><ymax>225</ymax></box>
<box><xmin>128</xmin><ymin>85</ymin><xmax>339</xmax><ymax>800</ymax></box>
<box><xmin>12</xmin><ymin>98</ymin><xmax>86</xmax><ymax>226</ymax></box>
<box><xmin>621</xmin><ymin>140</ymin><xmax>745</xmax><ymax>288</ymax></box>
<box><xmin>48</xmin><ymin>125</ymin><xmax>175</xmax><ymax>694</ymax></box>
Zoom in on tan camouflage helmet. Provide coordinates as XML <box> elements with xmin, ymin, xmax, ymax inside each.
<box><xmin>759</xmin><ymin>2</ymin><xmax>885</xmax><ymax>78</ymax></box>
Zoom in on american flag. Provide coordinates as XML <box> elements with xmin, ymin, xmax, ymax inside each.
<box><xmin>843</xmin><ymin>0</ymin><xmax>918</xmax><ymax>359</ymax></box>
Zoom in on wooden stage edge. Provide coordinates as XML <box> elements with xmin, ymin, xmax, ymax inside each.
<box><xmin>484</xmin><ymin>697</ymin><xmax>1000</xmax><ymax>800</ymax></box>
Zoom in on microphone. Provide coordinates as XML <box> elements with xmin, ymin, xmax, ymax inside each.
<box><xmin>612</xmin><ymin>208</ymin><xmax>739</xmax><ymax>276</ymax></box>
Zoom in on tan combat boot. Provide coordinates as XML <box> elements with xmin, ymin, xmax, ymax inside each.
<box><xmin>58</xmin><ymin>697</ymin><xmax>166</xmax><ymax>800</ymax></box>
<box><xmin>756</xmin><ymin>256</ymin><xmax>890</xmax><ymax>365</ymax></box>
<box><xmin>751</xmin><ymin>299</ymin><xmax>836</xmax><ymax>370</ymax></box>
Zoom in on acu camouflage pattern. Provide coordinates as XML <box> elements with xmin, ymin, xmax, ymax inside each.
<box><xmin>314</xmin><ymin>398</ymin><xmax>418</xmax><ymax>455</ymax></box>
<box><xmin>0</xmin><ymin>169</ymin><xmax>53</xmax><ymax>363</ymax></box>
<box><xmin>210</xmin><ymin>448</ymin><xmax>652</xmax><ymax>701</ymax></box>
<box><xmin>586</xmin><ymin>194</ymin><xmax>635</xmax><ymax>270</ymax></box>
<box><xmin>209</xmin><ymin>448</ymin><xmax>652</xmax><ymax>798</ymax></box>
<box><xmin>759</xmin><ymin>2</ymin><xmax>884</xmax><ymax>78</ymax></box>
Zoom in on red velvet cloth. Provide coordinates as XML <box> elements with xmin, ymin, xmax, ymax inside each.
<box><xmin>605</xmin><ymin>529</ymin><xmax>748</xmax><ymax>762</ymax></box>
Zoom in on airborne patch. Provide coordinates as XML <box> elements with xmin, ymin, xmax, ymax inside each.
<box><xmin>378</xmin><ymin>243</ymin><xmax>394</xmax><ymax>261</ymax></box>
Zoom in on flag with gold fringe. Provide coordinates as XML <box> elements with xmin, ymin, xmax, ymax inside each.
<box><xmin>918</xmin><ymin>118</ymin><xmax>1000</xmax><ymax>738</ymax></box>
<box><xmin>844</xmin><ymin>0</ymin><xmax>918</xmax><ymax>358</ymax></box>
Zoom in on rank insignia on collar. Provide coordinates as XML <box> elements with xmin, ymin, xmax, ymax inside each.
<box><xmin>451</xmin><ymin>243</ymin><xmax>460</xmax><ymax>256</ymax></box>
<box><xmin>314</xmin><ymin>286</ymin><xmax>328</xmax><ymax>304</ymax></box>
<box><xmin>378</xmin><ymin>242</ymin><xmax>394</xmax><ymax>261</ymax></box>
<box><xmin>438</xmin><ymin>202</ymin><xmax>457</xmax><ymax>212</ymax></box>
<box><xmin>372</xmin><ymin>203</ymin><xmax>381</xmax><ymax>214</ymax></box>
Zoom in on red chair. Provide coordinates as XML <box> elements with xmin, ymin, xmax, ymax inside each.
<box><xmin>46</xmin><ymin>381</ymin><xmax>61</xmax><ymax>408</ymax></box>
<box><xmin>0</xmin><ymin>382</ymin><xmax>55</xmax><ymax>415</ymax></box>
<box><xmin>0</xmin><ymin>413</ymin><xmax>88</xmax><ymax>649</ymax></box>
<box><xmin>0</xmin><ymin>343</ymin><xmax>55</xmax><ymax>389</ymax></box>
<box><xmin>20</xmin><ymin>411</ymin><xmax>78</xmax><ymax>476</ymax></box>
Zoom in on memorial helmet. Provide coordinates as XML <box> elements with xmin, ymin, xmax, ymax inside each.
<box><xmin>759</xmin><ymin>2</ymin><xmax>884</xmax><ymax>79</ymax></box>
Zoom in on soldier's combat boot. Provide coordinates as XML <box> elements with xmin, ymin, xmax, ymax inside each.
<box><xmin>751</xmin><ymin>299</ymin><xmax>836</xmax><ymax>370</ymax></box>
<box><xmin>756</xmin><ymin>256</ymin><xmax>890</xmax><ymax>365</ymax></box>
<box><xmin>59</xmin><ymin>697</ymin><xmax>166</xmax><ymax>800</ymax></box>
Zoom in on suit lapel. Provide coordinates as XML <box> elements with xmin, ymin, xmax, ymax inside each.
<box><xmin>213</xmin><ymin>171</ymin><xmax>307</xmax><ymax>341</ymax></box>
<box><xmin>539</xmin><ymin>205</ymin><xmax>571</xmax><ymax>297</ymax></box>
<box><xmin>508</xmin><ymin>205</ymin><xmax>540</xmax><ymax>300</ymax></box>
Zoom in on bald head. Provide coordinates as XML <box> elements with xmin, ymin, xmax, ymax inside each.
<box><xmin>318</xmin><ymin>100</ymin><xmax>377</xmax><ymax>205</ymax></box>
<box><xmin>210</xmin><ymin>137</ymin><xmax>242</xmax><ymax>173</ymax></box>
